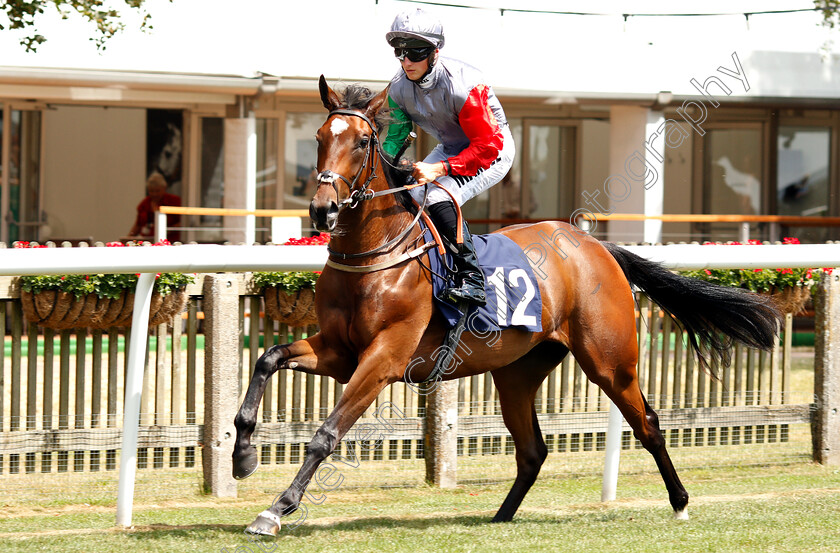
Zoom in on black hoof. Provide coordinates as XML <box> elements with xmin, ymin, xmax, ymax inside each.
<box><xmin>232</xmin><ymin>446</ymin><xmax>259</xmax><ymax>480</ymax></box>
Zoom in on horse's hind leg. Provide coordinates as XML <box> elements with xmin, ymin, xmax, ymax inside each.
<box><xmin>576</xmin><ymin>342</ymin><xmax>689</xmax><ymax>519</ymax></box>
<box><xmin>638</xmin><ymin>393</ymin><xmax>689</xmax><ymax>519</ymax></box>
<box><xmin>490</xmin><ymin>343</ymin><xmax>566</xmax><ymax>522</ymax></box>
<box><xmin>232</xmin><ymin>333</ymin><xmax>351</xmax><ymax>479</ymax></box>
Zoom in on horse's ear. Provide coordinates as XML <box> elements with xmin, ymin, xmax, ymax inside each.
<box><xmin>365</xmin><ymin>85</ymin><xmax>390</xmax><ymax>119</ymax></box>
<box><xmin>319</xmin><ymin>75</ymin><xmax>341</xmax><ymax>111</ymax></box>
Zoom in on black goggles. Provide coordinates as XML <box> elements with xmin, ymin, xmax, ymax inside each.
<box><xmin>394</xmin><ymin>46</ymin><xmax>434</xmax><ymax>62</ymax></box>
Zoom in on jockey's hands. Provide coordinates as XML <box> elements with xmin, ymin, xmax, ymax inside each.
<box><xmin>398</xmin><ymin>158</ymin><xmax>413</xmax><ymax>171</ymax></box>
<box><xmin>412</xmin><ymin>161</ymin><xmax>448</xmax><ymax>185</ymax></box>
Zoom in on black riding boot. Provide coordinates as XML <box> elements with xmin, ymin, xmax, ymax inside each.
<box><xmin>428</xmin><ymin>202</ymin><xmax>486</xmax><ymax>306</ymax></box>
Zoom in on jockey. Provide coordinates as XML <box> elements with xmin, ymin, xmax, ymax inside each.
<box><xmin>383</xmin><ymin>8</ymin><xmax>515</xmax><ymax>307</ymax></box>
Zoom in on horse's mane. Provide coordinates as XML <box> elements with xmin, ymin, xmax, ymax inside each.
<box><xmin>337</xmin><ymin>84</ymin><xmax>417</xmax><ymax>214</ymax></box>
<box><xmin>340</xmin><ymin>84</ymin><xmax>376</xmax><ymax>112</ymax></box>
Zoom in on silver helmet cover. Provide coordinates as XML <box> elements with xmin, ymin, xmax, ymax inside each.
<box><xmin>386</xmin><ymin>8</ymin><xmax>445</xmax><ymax>49</ymax></box>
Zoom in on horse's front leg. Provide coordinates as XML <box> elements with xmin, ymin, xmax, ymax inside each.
<box><xmin>232</xmin><ymin>333</ymin><xmax>351</xmax><ymax>479</ymax></box>
<box><xmin>246</xmin><ymin>337</ymin><xmax>410</xmax><ymax>535</ymax></box>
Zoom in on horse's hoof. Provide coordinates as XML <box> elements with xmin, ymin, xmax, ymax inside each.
<box><xmin>232</xmin><ymin>446</ymin><xmax>259</xmax><ymax>480</ymax></box>
<box><xmin>247</xmin><ymin>513</ymin><xmax>281</xmax><ymax>536</ymax></box>
<box><xmin>674</xmin><ymin>508</ymin><xmax>689</xmax><ymax>520</ymax></box>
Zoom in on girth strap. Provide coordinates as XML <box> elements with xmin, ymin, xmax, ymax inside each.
<box><xmin>326</xmin><ymin>243</ymin><xmax>436</xmax><ymax>273</ymax></box>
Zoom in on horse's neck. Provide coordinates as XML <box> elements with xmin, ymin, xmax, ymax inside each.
<box><xmin>330</xmin><ymin>168</ymin><xmax>419</xmax><ymax>259</ymax></box>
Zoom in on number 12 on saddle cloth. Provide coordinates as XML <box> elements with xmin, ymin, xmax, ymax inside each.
<box><xmin>424</xmin><ymin>230</ymin><xmax>544</xmax><ymax>333</ymax></box>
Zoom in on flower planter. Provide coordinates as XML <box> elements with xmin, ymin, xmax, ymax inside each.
<box><xmin>767</xmin><ymin>286</ymin><xmax>811</xmax><ymax>315</ymax></box>
<box><xmin>263</xmin><ymin>286</ymin><xmax>318</xmax><ymax>326</ymax></box>
<box><xmin>252</xmin><ymin>233</ymin><xmax>329</xmax><ymax>327</ymax></box>
<box><xmin>21</xmin><ymin>288</ymin><xmax>189</xmax><ymax>330</ymax></box>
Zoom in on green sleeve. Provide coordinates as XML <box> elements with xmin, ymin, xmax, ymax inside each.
<box><xmin>381</xmin><ymin>95</ymin><xmax>413</xmax><ymax>159</ymax></box>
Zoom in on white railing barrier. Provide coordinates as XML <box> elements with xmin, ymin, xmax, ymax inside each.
<box><xmin>1</xmin><ymin>244</ymin><xmax>328</xmax><ymax>527</ymax></box>
<box><xmin>115</xmin><ymin>272</ymin><xmax>156</xmax><ymax>527</ymax></box>
<box><xmin>2</xmin><ymin>242</ymin><xmax>839</xmax><ymax>525</ymax></box>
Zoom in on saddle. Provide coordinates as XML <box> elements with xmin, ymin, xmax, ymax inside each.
<box><xmin>421</xmin><ymin>227</ymin><xmax>543</xmax><ymax>334</ymax></box>
<box><xmin>414</xmin><ymin>213</ymin><xmax>543</xmax><ymax>386</ymax></box>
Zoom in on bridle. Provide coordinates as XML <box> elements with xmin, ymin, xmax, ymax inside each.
<box><xmin>317</xmin><ymin>108</ymin><xmax>429</xmax><ymax>262</ymax></box>
<box><xmin>317</xmin><ymin>109</ymin><xmax>380</xmax><ymax>211</ymax></box>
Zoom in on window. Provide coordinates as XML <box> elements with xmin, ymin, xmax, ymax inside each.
<box><xmin>701</xmin><ymin>126</ymin><xmax>762</xmax><ymax>241</ymax></box>
<box><xmin>256</xmin><ymin>118</ymin><xmax>279</xmax><ymax>243</ymax></box>
<box><xmin>500</xmin><ymin>118</ymin><xmax>523</xmax><ymax>222</ymax></box>
<box><xmin>526</xmin><ymin>123</ymin><xmax>576</xmax><ymax>220</ymax></box>
<box><xmin>7</xmin><ymin>110</ymin><xmax>42</xmax><ymax>243</ymax></box>
<box><xmin>284</xmin><ymin>112</ymin><xmax>322</xmax><ymax>212</ymax></box>
<box><xmin>198</xmin><ymin>117</ymin><xmax>224</xmax><ymax>242</ymax></box>
<box><xmin>777</xmin><ymin>125</ymin><xmax>831</xmax><ymax>243</ymax></box>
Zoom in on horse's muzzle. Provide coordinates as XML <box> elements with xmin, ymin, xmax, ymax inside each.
<box><xmin>310</xmin><ymin>200</ymin><xmax>338</xmax><ymax>232</ymax></box>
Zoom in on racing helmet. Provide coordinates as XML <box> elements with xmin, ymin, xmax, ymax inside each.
<box><xmin>386</xmin><ymin>8</ymin><xmax>445</xmax><ymax>50</ymax></box>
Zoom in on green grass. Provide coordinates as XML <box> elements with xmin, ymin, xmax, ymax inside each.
<box><xmin>1</xmin><ymin>462</ymin><xmax>838</xmax><ymax>553</ymax></box>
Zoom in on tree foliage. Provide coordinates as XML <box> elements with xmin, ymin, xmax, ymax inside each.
<box><xmin>815</xmin><ymin>0</ymin><xmax>840</xmax><ymax>29</ymax></box>
<box><xmin>0</xmin><ymin>0</ymin><xmax>170</xmax><ymax>52</ymax></box>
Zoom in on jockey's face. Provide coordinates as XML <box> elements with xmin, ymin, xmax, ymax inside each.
<box><xmin>400</xmin><ymin>50</ymin><xmax>435</xmax><ymax>81</ymax></box>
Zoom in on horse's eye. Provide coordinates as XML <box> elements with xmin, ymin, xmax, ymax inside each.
<box><xmin>358</xmin><ymin>136</ymin><xmax>370</xmax><ymax>149</ymax></box>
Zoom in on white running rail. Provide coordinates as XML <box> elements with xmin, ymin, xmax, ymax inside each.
<box><xmin>1</xmin><ymin>242</ymin><xmax>839</xmax><ymax>525</ymax></box>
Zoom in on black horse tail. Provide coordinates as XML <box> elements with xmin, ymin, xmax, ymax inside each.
<box><xmin>602</xmin><ymin>241</ymin><xmax>781</xmax><ymax>376</ymax></box>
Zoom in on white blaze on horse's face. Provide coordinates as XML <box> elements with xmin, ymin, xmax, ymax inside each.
<box><xmin>330</xmin><ymin>118</ymin><xmax>349</xmax><ymax>137</ymax></box>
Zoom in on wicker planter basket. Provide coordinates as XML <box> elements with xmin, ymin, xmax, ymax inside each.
<box><xmin>21</xmin><ymin>288</ymin><xmax>189</xmax><ymax>330</ymax></box>
<box><xmin>767</xmin><ymin>285</ymin><xmax>811</xmax><ymax>315</ymax></box>
<box><xmin>263</xmin><ymin>286</ymin><xmax>318</xmax><ymax>326</ymax></box>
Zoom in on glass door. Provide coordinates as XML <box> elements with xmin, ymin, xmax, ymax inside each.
<box><xmin>197</xmin><ymin>116</ymin><xmax>224</xmax><ymax>243</ymax></box>
<box><xmin>777</xmin><ymin>124</ymin><xmax>832</xmax><ymax>243</ymax></box>
<box><xmin>523</xmin><ymin>121</ymin><xmax>577</xmax><ymax>222</ymax></box>
<box><xmin>0</xmin><ymin>105</ymin><xmax>4</xmax><ymax>243</ymax></box>
<box><xmin>2</xmin><ymin>107</ymin><xmax>43</xmax><ymax>243</ymax></box>
<box><xmin>255</xmin><ymin>117</ymin><xmax>279</xmax><ymax>243</ymax></box>
<box><xmin>696</xmin><ymin>123</ymin><xmax>764</xmax><ymax>242</ymax></box>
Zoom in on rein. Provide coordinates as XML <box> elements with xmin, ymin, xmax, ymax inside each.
<box><xmin>320</xmin><ymin>108</ymin><xmax>430</xmax><ymax>265</ymax></box>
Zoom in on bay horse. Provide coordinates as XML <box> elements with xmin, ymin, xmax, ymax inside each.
<box><xmin>233</xmin><ymin>76</ymin><xmax>780</xmax><ymax>535</ymax></box>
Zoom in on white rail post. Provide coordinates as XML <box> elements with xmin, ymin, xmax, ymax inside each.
<box><xmin>115</xmin><ymin>272</ymin><xmax>156</xmax><ymax>527</ymax></box>
<box><xmin>601</xmin><ymin>400</ymin><xmax>624</xmax><ymax>501</ymax></box>
<box><xmin>155</xmin><ymin>211</ymin><xmax>167</xmax><ymax>243</ymax></box>
<box><xmin>739</xmin><ymin>222</ymin><xmax>750</xmax><ymax>243</ymax></box>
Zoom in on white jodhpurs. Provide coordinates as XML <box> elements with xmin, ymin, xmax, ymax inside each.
<box><xmin>410</xmin><ymin>125</ymin><xmax>515</xmax><ymax>207</ymax></box>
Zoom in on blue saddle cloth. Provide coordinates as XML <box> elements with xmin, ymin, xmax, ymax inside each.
<box><xmin>424</xmin><ymin>229</ymin><xmax>543</xmax><ymax>334</ymax></box>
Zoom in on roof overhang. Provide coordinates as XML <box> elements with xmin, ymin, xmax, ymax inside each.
<box><xmin>2</xmin><ymin>66</ymin><xmax>839</xmax><ymax>111</ymax></box>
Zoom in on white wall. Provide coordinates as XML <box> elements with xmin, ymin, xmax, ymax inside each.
<box><xmin>43</xmin><ymin>106</ymin><xmax>145</xmax><ymax>242</ymax></box>
<box><xmin>607</xmin><ymin>106</ymin><xmax>649</xmax><ymax>242</ymax></box>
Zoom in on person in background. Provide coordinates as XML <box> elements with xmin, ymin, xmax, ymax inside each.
<box><xmin>382</xmin><ymin>7</ymin><xmax>515</xmax><ymax>306</ymax></box>
<box><xmin>127</xmin><ymin>173</ymin><xmax>181</xmax><ymax>242</ymax></box>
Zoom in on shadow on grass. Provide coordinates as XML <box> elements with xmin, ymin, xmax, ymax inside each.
<box><xmin>285</xmin><ymin>513</ymin><xmax>497</xmax><ymax>535</ymax></box>
<box><xmin>123</xmin><ymin>513</ymin><xmax>508</xmax><ymax>541</ymax></box>
<box><xmin>125</xmin><ymin>523</ymin><xmax>245</xmax><ymax>537</ymax></box>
